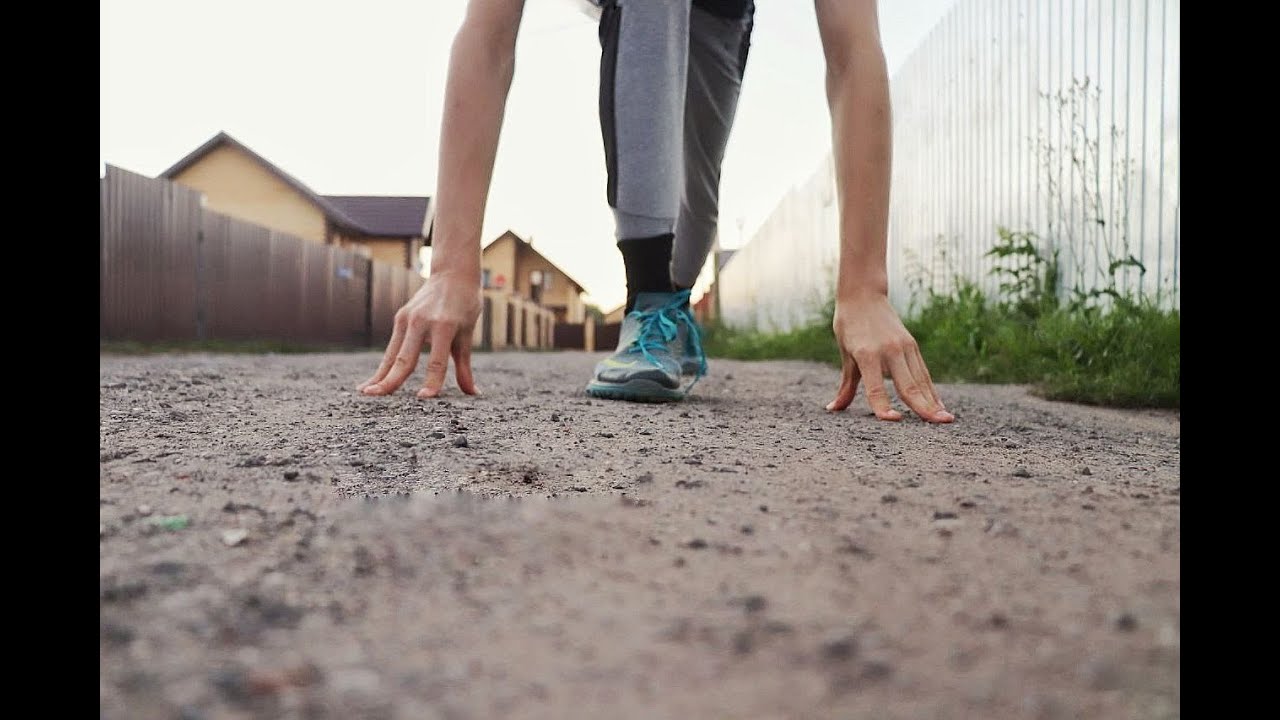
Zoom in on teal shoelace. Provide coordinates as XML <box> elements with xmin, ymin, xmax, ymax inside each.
<box><xmin>626</xmin><ymin>289</ymin><xmax>708</xmax><ymax>391</ymax></box>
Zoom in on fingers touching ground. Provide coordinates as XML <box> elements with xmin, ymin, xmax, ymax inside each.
<box><xmin>826</xmin><ymin>355</ymin><xmax>859</xmax><ymax>412</ymax></box>
<box><xmin>361</xmin><ymin>314</ymin><xmax>429</xmax><ymax>396</ymax></box>
<box><xmin>887</xmin><ymin>349</ymin><xmax>953</xmax><ymax>423</ymax></box>
<box><xmin>357</xmin><ymin>310</ymin><xmax>408</xmax><ymax>392</ymax></box>
<box><xmin>853</xmin><ymin>351</ymin><xmax>903</xmax><ymax>421</ymax></box>
<box><xmin>417</xmin><ymin>323</ymin><xmax>458</xmax><ymax>399</ymax></box>
<box><xmin>827</xmin><ymin>345</ymin><xmax>954</xmax><ymax>423</ymax></box>
<box><xmin>450</xmin><ymin>334</ymin><xmax>480</xmax><ymax>396</ymax></box>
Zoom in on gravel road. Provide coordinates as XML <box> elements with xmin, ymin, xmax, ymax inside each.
<box><xmin>100</xmin><ymin>351</ymin><xmax>1180</xmax><ymax>720</ymax></box>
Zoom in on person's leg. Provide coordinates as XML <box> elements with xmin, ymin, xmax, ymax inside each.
<box><xmin>671</xmin><ymin>0</ymin><xmax>754</xmax><ymax>290</ymax></box>
<box><xmin>664</xmin><ymin>0</ymin><xmax>754</xmax><ymax>376</ymax></box>
<box><xmin>591</xmin><ymin>0</ymin><xmax>701</xmax><ymax>401</ymax></box>
<box><xmin>598</xmin><ymin>0</ymin><xmax>692</xmax><ymax>313</ymax></box>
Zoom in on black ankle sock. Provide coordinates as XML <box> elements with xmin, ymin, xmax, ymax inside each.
<box><xmin>618</xmin><ymin>234</ymin><xmax>674</xmax><ymax>312</ymax></box>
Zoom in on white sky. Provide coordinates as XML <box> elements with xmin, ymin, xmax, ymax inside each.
<box><xmin>101</xmin><ymin>0</ymin><xmax>956</xmax><ymax>311</ymax></box>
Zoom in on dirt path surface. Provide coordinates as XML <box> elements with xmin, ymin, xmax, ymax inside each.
<box><xmin>100</xmin><ymin>351</ymin><xmax>1179</xmax><ymax>720</ymax></box>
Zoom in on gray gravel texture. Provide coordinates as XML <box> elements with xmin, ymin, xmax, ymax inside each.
<box><xmin>100</xmin><ymin>351</ymin><xmax>1180</xmax><ymax>720</ymax></box>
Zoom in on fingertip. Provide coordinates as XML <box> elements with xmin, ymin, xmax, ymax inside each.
<box><xmin>417</xmin><ymin>387</ymin><xmax>440</xmax><ymax>399</ymax></box>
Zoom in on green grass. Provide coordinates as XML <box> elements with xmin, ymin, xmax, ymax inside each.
<box><xmin>702</xmin><ymin>296</ymin><xmax>1179</xmax><ymax>409</ymax></box>
<box><xmin>100</xmin><ymin>339</ymin><xmax>372</xmax><ymax>355</ymax></box>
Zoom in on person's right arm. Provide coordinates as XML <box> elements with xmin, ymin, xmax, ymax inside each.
<box><xmin>359</xmin><ymin>0</ymin><xmax>527</xmax><ymax>398</ymax></box>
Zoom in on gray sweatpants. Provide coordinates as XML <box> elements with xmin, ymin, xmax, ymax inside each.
<box><xmin>598</xmin><ymin>0</ymin><xmax>755</xmax><ymax>288</ymax></box>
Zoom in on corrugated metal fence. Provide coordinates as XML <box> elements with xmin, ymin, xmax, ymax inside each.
<box><xmin>719</xmin><ymin>0</ymin><xmax>1179</xmax><ymax>331</ymax></box>
<box><xmin>100</xmin><ymin>164</ymin><xmax>422</xmax><ymax>346</ymax></box>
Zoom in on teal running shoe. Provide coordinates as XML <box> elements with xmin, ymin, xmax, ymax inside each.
<box><xmin>673</xmin><ymin>299</ymin><xmax>708</xmax><ymax>377</ymax></box>
<box><xmin>586</xmin><ymin>290</ymin><xmax>705</xmax><ymax>402</ymax></box>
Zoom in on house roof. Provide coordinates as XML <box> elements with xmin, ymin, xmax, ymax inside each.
<box><xmin>159</xmin><ymin>132</ymin><xmax>430</xmax><ymax>239</ymax></box>
<box><xmin>485</xmin><ymin>230</ymin><xmax>588</xmax><ymax>294</ymax></box>
<box><xmin>323</xmin><ymin>196</ymin><xmax>431</xmax><ymax>238</ymax></box>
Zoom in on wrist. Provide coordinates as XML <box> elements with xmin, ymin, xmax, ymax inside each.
<box><xmin>428</xmin><ymin>262</ymin><xmax>481</xmax><ymax>284</ymax></box>
<box><xmin>837</xmin><ymin>270</ymin><xmax>889</xmax><ymax>301</ymax></box>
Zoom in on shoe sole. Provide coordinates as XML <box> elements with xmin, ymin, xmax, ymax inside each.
<box><xmin>585</xmin><ymin>378</ymin><xmax>685</xmax><ymax>403</ymax></box>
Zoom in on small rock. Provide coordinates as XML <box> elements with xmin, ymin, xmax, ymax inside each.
<box><xmin>861</xmin><ymin>660</ymin><xmax>893</xmax><ymax>680</ymax></box>
<box><xmin>880</xmin><ymin>494</ymin><xmax>898</xmax><ymax>504</ymax></box>
<box><xmin>551</xmin><ymin>413</ymin><xmax>561</xmax><ymax>422</ymax></box>
<box><xmin>675</xmin><ymin>479</ymin><xmax>705</xmax><ymax>489</ymax></box>
<box><xmin>989</xmin><ymin>613</ymin><xmax>1009</xmax><ymax>629</ymax></box>
<box><xmin>821</xmin><ymin>635</ymin><xmax>858</xmax><ymax>662</ymax></box>
<box><xmin>636</xmin><ymin>472</ymin><xmax>654</xmax><ymax>484</ymax></box>
<box><xmin>222</xmin><ymin>529</ymin><xmax>249</xmax><ymax>547</ymax></box>
<box><xmin>1004</xmin><ymin>441</ymin><xmax>1019</xmax><ymax>449</ymax></box>
<box><xmin>1079</xmin><ymin>466</ymin><xmax>1092</xmax><ymax>476</ymax></box>
<box><xmin>985</xmin><ymin>519</ymin><xmax>1019</xmax><ymax>537</ymax></box>
<box><xmin>735</xmin><ymin>595</ymin><xmax>767</xmax><ymax>613</ymax></box>
<box><xmin>759</xmin><ymin>505</ymin><xmax>769</xmax><ymax>513</ymax></box>
<box><xmin>1012</xmin><ymin>466</ymin><xmax>1032</xmax><ymax>478</ymax></box>
<box><xmin>283</xmin><ymin>471</ymin><xmax>300</xmax><ymax>481</ymax></box>
<box><xmin>429</xmin><ymin>431</ymin><xmax>446</xmax><ymax>439</ymax></box>
<box><xmin>933</xmin><ymin>511</ymin><xmax>958</xmax><ymax>520</ymax></box>
<box><xmin>136</xmin><ymin>504</ymin><xmax>153</xmax><ymax>517</ymax></box>
<box><xmin>1113</xmin><ymin>612</ymin><xmax>1138</xmax><ymax>632</ymax></box>
<box><xmin>740</xmin><ymin>525</ymin><xmax>754</xmax><ymax>535</ymax></box>
<box><xmin>398</xmin><ymin>441</ymin><xmax>414</xmax><ymax>448</ymax></box>
<box><xmin>452</xmin><ymin>436</ymin><xmax>469</xmax><ymax>448</ymax></box>
<box><xmin>732</xmin><ymin>630</ymin><xmax>754</xmax><ymax>655</ymax></box>
<box><xmin>683</xmin><ymin>538</ymin><xmax>708</xmax><ymax>550</ymax></box>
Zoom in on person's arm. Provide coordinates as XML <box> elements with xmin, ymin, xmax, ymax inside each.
<box><xmin>360</xmin><ymin>0</ymin><xmax>526</xmax><ymax>398</ymax></box>
<box><xmin>814</xmin><ymin>0</ymin><xmax>953</xmax><ymax>423</ymax></box>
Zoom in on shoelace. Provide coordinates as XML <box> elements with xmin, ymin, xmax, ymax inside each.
<box><xmin>627</xmin><ymin>289</ymin><xmax>708</xmax><ymax>392</ymax></box>
<box><xmin>628</xmin><ymin>300</ymin><xmax>681</xmax><ymax>369</ymax></box>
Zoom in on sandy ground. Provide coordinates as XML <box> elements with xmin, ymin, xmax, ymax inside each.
<box><xmin>99</xmin><ymin>351</ymin><xmax>1179</xmax><ymax>720</ymax></box>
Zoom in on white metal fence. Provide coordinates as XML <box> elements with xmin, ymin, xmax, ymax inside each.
<box><xmin>719</xmin><ymin>0</ymin><xmax>1179</xmax><ymax>331</ymax></box>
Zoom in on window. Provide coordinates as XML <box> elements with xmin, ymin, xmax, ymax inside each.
<box><xmin>481</xmin><ymin>269</ymin><xmax>491</xmax><ymax>288</ymax></box>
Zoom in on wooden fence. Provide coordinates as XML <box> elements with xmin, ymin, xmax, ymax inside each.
<box><xmin>101</xmin><ymin>164</ymin><xmax>421</xmax><ymax>347</ymax></box>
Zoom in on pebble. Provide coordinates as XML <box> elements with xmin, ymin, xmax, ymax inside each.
<box><xmin>452</xmin><ymin>436</ymin><xmax>469</xmax><ymax>448</ymax></box>
<box><xmin>221</xmin><ymin>529</ymin><xmax>249</xmax><ymax>547</ymax></box>
<box><xmin>283</xmin><ymin>471</ymin><xmax>300</xmax><ymax>481</ymax></box>
<box><xmin>136</xmin><ymin>504</ymin><xmax>153</xmax><ymax>517</ymax></box>
<box><xmin>820</xmin><ymin>634</ymin><xmax>858</xmax><ymax>662</ymax></box>
<box><xmin>1012</xmin><ymin>466</ymin><xmax>1032</xmax><ymax>478</ymax></box>
<box><xmin>1113</xmin><ymin>612</ymin><xmax>1138</xmax><ymax>632</ymax></box>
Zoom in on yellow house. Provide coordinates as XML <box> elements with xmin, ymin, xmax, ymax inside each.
<box><xmin>160</xmin><ymin>132</ymin><xmax>432</xmax><ymax>270</ymax></box>
<box><xmin>481</xmin><ymin>230</ymin><xmax>587</xmax><ymax>324</ymax></box>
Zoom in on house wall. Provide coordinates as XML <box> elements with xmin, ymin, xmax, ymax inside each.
<box><xmin>330</xmin><ymin>230</ymin><xmax>422</xmax><ymax>271</ymax></box>
<box><xmin>169</xmin><ymin>145</ymin><xmax>327</xmax><ymax>244</ymax></box>
<box><xmin>481</xmin><ymin>234</ymin><xmax>519</xmax><ymax>292</ymax></box>
<box><xmin>514</xmin><ymin>244</ymin><xmax>584</xmax><ymax>323</ymax></box>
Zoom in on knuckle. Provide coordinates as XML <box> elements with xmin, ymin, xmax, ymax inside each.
<box><xmin>407</xmin><ymin>314</ymin><xmax>430</xmax><ymax>333</ymax></box>
<box><xmin>426</xmin><ymin>359</ymin><xmax>448</xmax><ymax>374</ymax></box>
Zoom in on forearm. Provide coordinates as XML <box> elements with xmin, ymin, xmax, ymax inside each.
<box><xmin>430</xmin><ymin>4</ymin><xmax>523</xmax><ymax>278</ymax></box>
<box><xmin>821</xmin><ymin>4</ymin><xmax>892</xmax><ymax>299</ymax></box>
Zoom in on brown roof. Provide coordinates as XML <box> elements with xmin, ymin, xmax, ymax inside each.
<box><xmin>159</xmin><ymin>132</ymin><xmax>431</xmax><ymax>239</ymax></box>
<box><xmin>323</xmin><ymin>196</ymin><xmax>431</xmax><ymax>238</ymax></box>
